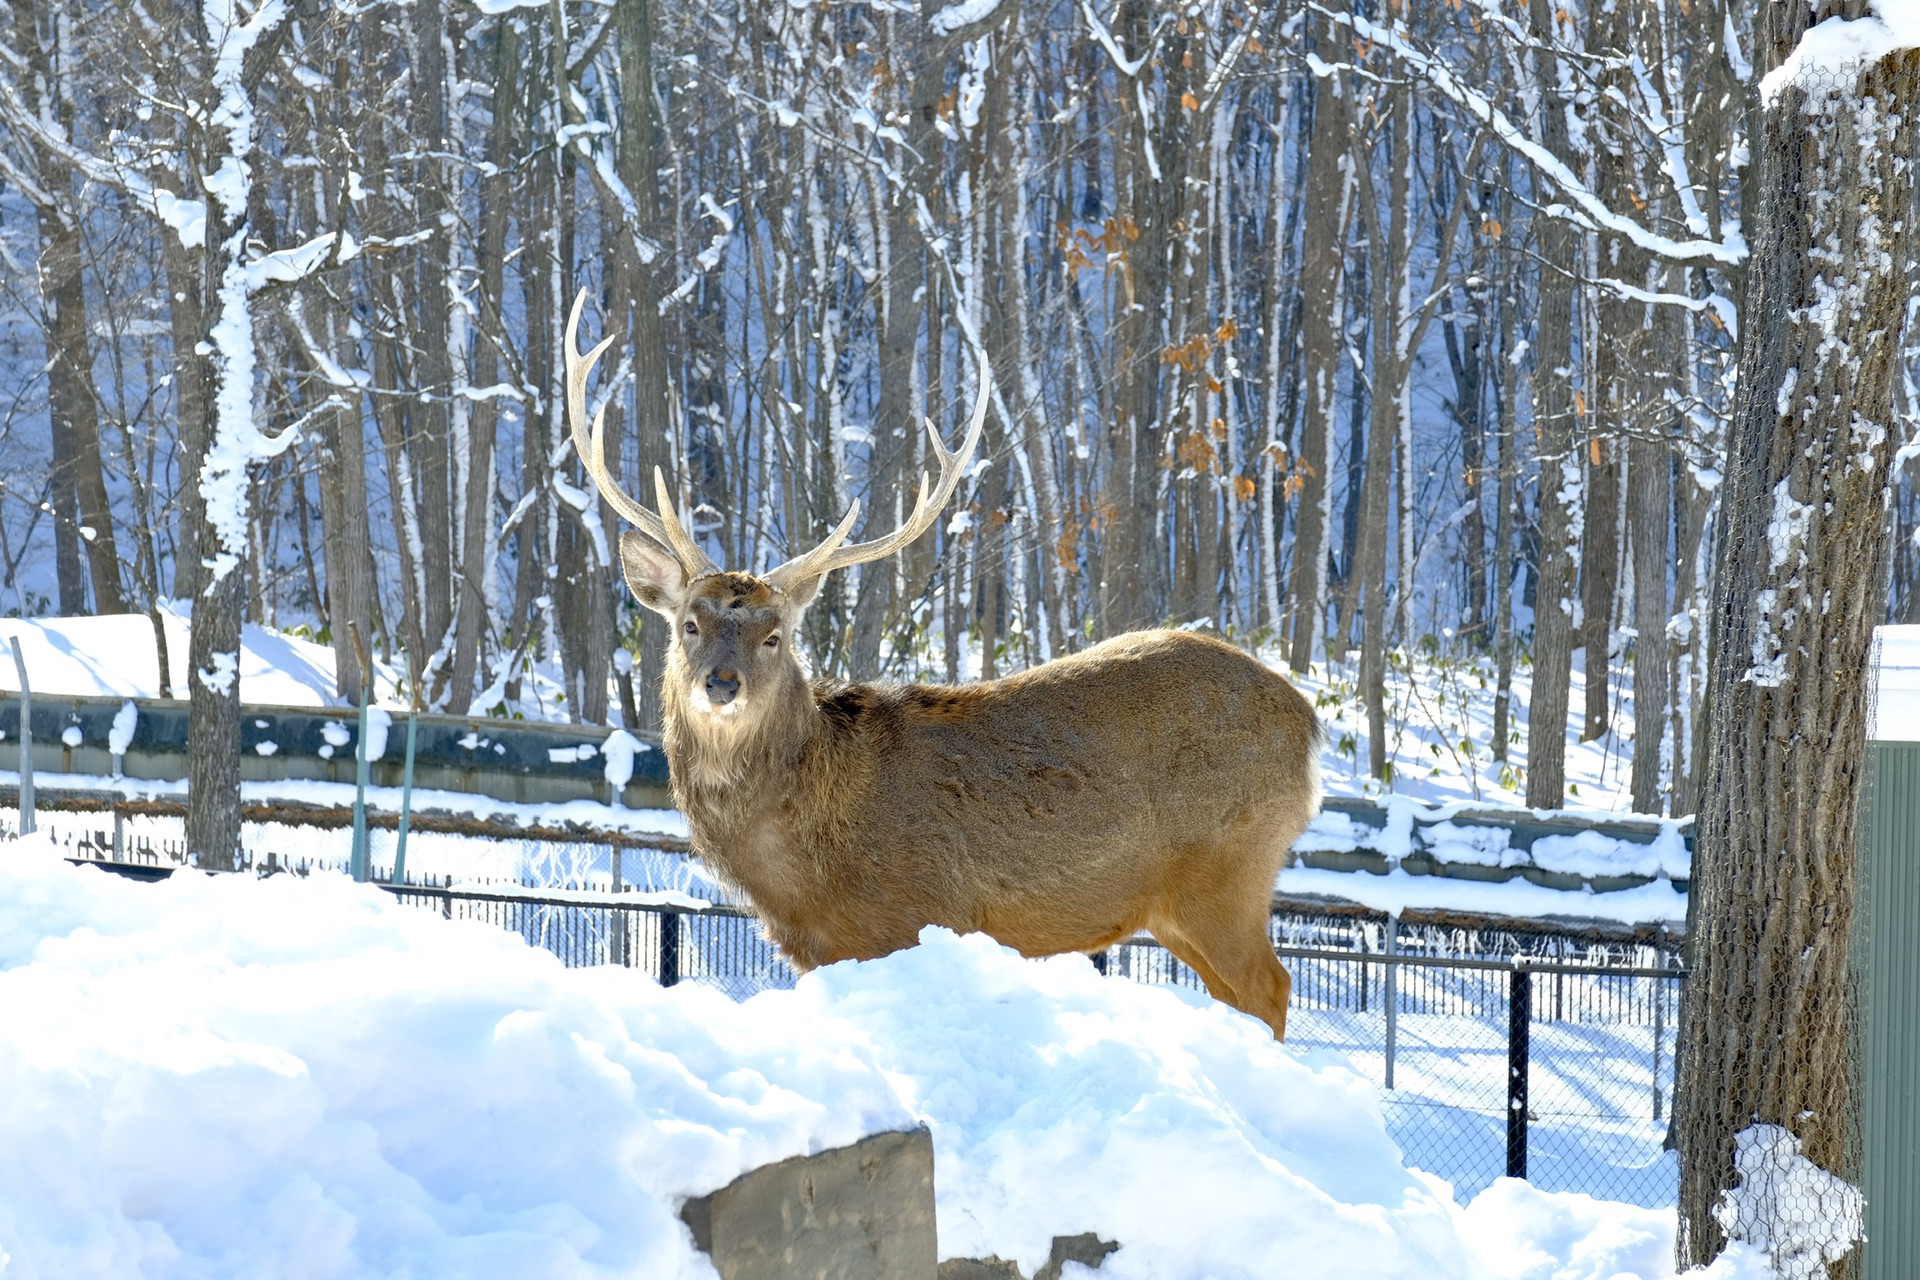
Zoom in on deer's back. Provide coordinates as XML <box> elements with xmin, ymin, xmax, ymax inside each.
<box><xmin>796</xmin><ymin>630</ymin><xmax>1321</xmax><ymax>953</ymax></box>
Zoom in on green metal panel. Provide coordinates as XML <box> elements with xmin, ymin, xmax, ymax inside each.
<box><xmin>1864</xmin><ymin>738</ymin><xmax>1920</xmax><ymax>1280</ymax></box>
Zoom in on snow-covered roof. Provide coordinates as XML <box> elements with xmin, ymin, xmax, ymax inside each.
<box><xmin>1876</xmin><ymin>626</ymin><xmax>1920</xmax><ymax>742</ymax></box>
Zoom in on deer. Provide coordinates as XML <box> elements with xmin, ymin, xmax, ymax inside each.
<box><xmin>564</xmin><ymin>292</ymin><xmax>1324</xmax><ymax>1040</ymax></box>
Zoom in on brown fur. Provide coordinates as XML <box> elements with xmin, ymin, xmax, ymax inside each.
<box><xmin>633</xmin><ymin>562</ymin><xmax>1323</xmax><ymax>1039</ymax></box>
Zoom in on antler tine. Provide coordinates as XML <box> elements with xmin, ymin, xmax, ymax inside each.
<box><xmin>764</xmin><ymin>345</ymin><xmax>989</xmax><ymax>595</ymax></box>
<box><xmin>563</xmin><ymin>291</ymin><xmax>643</xmax><ymax>526</ymax></box>
<box><xmin>564</xmin><ymin>290</ymin><xmax>719</xmax><ymax>579</ymax></box>
<box><xmin>650</xmin><ymin>466</ymin><xmax>722</xmax><ymax>580</ymax></box>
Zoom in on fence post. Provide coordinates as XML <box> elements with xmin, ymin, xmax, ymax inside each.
<box><xmin>348</xmin><ymin>623</ymin><xmax>372</xmax><ymax>883</ymax></box>
<box><xmin>1652</xmin><ymin>973</ymin><xmax>1666</xmax><ymax>1124</ymax></box>
<box><xmin>1384</xmin><ymin>923</ymin><xmax>1399</xmax><ymax>1090</ymax></box>
<box><xmin>392</xmin><ymin>708</ymin><xmax>418</xmax><ymax>884</ymax></box>
<box><xmin>659</xmin><ymin>910</ymin><xmax>680</xmax><ymax>987</ymax></box>
<box><xmin>610</xmin><ymin>846</ymin><xmax>626</xmax><ymax>965</ymax></box>
<box><xmin>10</xmin><ymin>636</ymin><xmax>33</xmax><ymax>837</ymax></box>
<box><xmin>1507</xmin><ymin>966</ymin><xmax>1531</xmax><ymax>1180</ymax></box>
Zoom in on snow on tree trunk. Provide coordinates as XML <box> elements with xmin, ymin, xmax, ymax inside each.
<box><xmin>185</xmin><ymin>0</ymin><xmax>292</xmax><ymax>872</ymax></box>
<box><xmin>1675</xmin><ymin>12</ymin><xmax>1919</xmax><ymax>1271</ymax></box>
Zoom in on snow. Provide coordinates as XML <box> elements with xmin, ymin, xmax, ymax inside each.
<box><xmin>362</xmin><ymin>706</ymin><xmax>392</xmax><ymax>763</ymax></box>
<box><xmin>1277</xmin><ymin>864</ymin><xmax>1687</xmax><ymax>928</ymax></box>
<box><xmin>1760</xmin><ymin>1</ymin><xmax>1920</xmax><ymax>105</ymax></box>
<box><xmin>0</xmin><ymin>837</ymin><xmax>1766</xmax><ymax>1280</ymax></box>
<box><xmin>108</xmin><ymin>701</ymin><xmax>138</xmax><ymax>758</ymax></box>
<box><xmin>602</xmin><ymin>729</ymin><xmax>644</xmax><ymax>792</ymax></box>
<box><xmin>0</xmin><ymin>612</ymin><xmax>398</xmax><ymax>708</ymax></box>
<box><xmin>929</xmin><ymin>0</ymin><xmax>1002</xmax><ymax>37</ymax></box>
<box><xmin>1465</xmin><ymin>1180</ymin><xmax>1776</xmax><ymax>1280</ymax></box>
<box><xmin>1711</xmin><ymin>1126</ymin><xmax>1863</xmax><ymax>1280</ymax></box>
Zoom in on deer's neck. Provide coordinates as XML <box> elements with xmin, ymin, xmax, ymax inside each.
<box><xmin>663</xmin><ymin>672</ymin><xmax>826</xmax><ymax>893</ymax></box>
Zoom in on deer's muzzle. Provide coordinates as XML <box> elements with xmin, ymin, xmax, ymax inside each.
<box><xmin>705</xmin><ymin>669</ymin><xmax>741</xmax><ymax>706</ymax></box>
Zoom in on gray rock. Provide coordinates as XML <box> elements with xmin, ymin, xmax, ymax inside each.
<box><xmin>939</xmin><ymin>1232</ymin><xmax>1120</xmax><ymax>1280</ymax></box>
<box><xmin>679</xmin><ymin>1127</ymin><xmax>938</xmax><ymax>1280</ymax></box>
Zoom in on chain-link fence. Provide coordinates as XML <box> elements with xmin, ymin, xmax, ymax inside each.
<box><xmin>367</xmin><ymin>878</ymin><xmax>1683</xmax><ymax>1207</ymax></box>
<box><xmin>18</xmin><ymin>799</ymin><xmax>1685</xmax><ymax>1207</ymax></box>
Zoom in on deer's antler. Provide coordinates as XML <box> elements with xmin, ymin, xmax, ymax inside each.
<box><xmin>564</xmin><ymin>290</ymin><xmax>720</xmax><ymax>580</ymax></box>
<box><xmin>762</xmin><ymin>346</ymin><xmax>989</xmax><ymax>596</ymax></box>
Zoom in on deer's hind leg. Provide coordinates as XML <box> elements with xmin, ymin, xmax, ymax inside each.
<box><xmin>1153</xmin><ymin>841</ymin><xmax>1295</xmax><ymax>1041</ymax></box>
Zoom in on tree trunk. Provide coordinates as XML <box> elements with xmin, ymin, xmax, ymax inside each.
<box><xmin>1285</xmin><ymin>16</ymin><xmax>1349</xmax><ymax>672</ymax></box>
<box><xmin>1524</xmin><ymin>0</ymin><xmax>1582</xmax><ymax>809</ymax></box>
<box><xmin>614</xmin><ymin>0</ymin><xmax>674</xmax><ymax>730</ymax></box>
<box><xmin>1491</xmin><ymin>260</ymin><xmax>1520</xmax><ymax>763</ymax></box>
<box><xmin>409</xmin><ymin>0</ymin><xmax>454</xmax><ymax>698</ymax></box>
<box><xmin>1675</xmin><ymin>20</ymin><xmax>1919</xmax><ymax>1270</ymax></box>
<box><xmin>452</xmin><ymin>19</ymin><xmax>516</xmax><ymax>714</ymax></box>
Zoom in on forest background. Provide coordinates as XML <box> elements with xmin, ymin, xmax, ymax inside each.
<box><xmin>1</xmin><ymin>0</ymin><xmax>1916</xmax><ymax>824</ymax></box>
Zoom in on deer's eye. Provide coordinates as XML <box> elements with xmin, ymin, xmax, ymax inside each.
<box><xmin>764</xmin><ymin>633</ymin><xmax>780</xmax><ymax>648</ymax></box>
<box><xmin>683</xmin><ymin>620</ymin><xmax>698</xmax><ymax>636</ymax></box>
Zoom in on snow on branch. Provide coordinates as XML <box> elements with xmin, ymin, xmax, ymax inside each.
<box><xmin>1761</xmin><ymin>3</ymin><xmax>1920</xmax><ymax>105</ymax></box>
<box><xmin>1309</xmin><ymin>4</ymin><xmax>1748</xmax><ymax>268</ymax></box>
<box><xmin>930</xmin><ymin>0</ymin><xmax>1003</xmax><ymax>39</ymax></box>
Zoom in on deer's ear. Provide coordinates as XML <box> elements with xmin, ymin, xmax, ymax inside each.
<box><xmin>777</xmin><ymin>573</ymin><xmax>826</xmax><ymax>617</ymax></box>
<box><xmin>619</xmin><ymin>531</ymin><xmax>689</xmax><ymax>618</ymax></box>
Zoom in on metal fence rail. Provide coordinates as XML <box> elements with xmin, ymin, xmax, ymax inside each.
<box><xmin>366</xmin><ymin>879</ymin><xmax>1682</xmax><ymax>1207</ymax></box>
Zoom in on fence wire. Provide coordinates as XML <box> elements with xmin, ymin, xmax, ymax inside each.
<box><xmin>368</xmin><ymin>878</ymin><xmax>1682</xmax><ymax>1208</ymax></box>
<box><xmin>18</xmin><ymin>806</ymin><xmax>1685</xmax><ymax>1208</ymax></box>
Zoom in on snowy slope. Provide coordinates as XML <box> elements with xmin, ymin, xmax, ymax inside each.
<box><xmin>0</xmin><ymin>836</ymin><xmax>1775</xmax><ymax>1280</ymax></box>
<box><xmin>0</xmin><ymin>610</ymin><xmax>398</xmax><ymax>708</ymax></box>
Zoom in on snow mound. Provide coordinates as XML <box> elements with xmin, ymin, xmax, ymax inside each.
<box><xmin>0</xmin><ymin>837</ymin><xmax>1765</xmax><ymax>1279</ymax></box>
<box><xmin>1464</xmin><ymin>1179</ymin><xmax>1778</xmax><ymax>1280</ymax></box>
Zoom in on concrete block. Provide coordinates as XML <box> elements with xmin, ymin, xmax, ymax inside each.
<box><xmin>680</xmin><ymin>1127</ymin><xmax>937</xmax><ymax>1279</ymax></box>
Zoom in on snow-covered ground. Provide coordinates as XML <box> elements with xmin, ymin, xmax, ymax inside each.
<box><xmin>0</xmin><ymin>610</ymin><xmax>399</xmax><ymax>709</ymax></box>
<box><xmin>0</xmin><ymin>836</ymin><xmax>1774</xmax><ymax>1280</ymax></box>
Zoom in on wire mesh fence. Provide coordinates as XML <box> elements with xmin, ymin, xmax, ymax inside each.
<box><xmin>367</xmin><ymin>878</ymin><xmax>1683</xmax><ymax>1207</ymax></box>
<box><xmin>15</xmin><ymin>800</ymin><xmax>1684</xmax><ymax>1208</ymax></box>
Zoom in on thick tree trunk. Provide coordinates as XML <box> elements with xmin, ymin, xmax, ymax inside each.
<box><xmin>451</xmin><ymin>21</ymin><xmax>515</xmax><ymax>714</ymax></box>
<box><xmin>1675</xmin><ymin>22</ymin><xmax>1919</xmax><ymax>1271</ymax></box>
<box><xmin>1627</xmin><ymin>425</ymin><xmax>1671</xmax><ymax>813</ymax></box>
<box><xmin>43</xmin><ymin>220</ymin><xmax>127</xmax><ymax>614</ymax></box>
<box><xmin>1284</xmin><ymin>17</ymin><xmax>1349</xmax><ymax>673</ymax></box>
<box><xmin>1524</xmin><ymin>0</ymin><xmax>1581</xmax><ymax>808</ymax></box>
<box><xmin>613</xmin><ymin>0</ymin><xmax>675</xmax><ymax>730</ymax></box>
<box><xmin>409</xmin><ymin>0</ymin><xmax>454</xmax><ymax>698</ymax></box>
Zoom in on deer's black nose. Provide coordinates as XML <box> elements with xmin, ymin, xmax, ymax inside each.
<box><xmin>706</xmin><ymin>670</ymin><xmax>740</xmax><ymax>705</ymax></box>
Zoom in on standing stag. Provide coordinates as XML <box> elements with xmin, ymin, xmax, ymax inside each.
<box><xmin>566</xmin><ymin>293</ymin><xmax>1323</xmax><ymax>1039</ymax></box>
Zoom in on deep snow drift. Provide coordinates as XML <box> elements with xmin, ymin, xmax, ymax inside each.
<box><xmin>0</xmin><ymin>838</ymin><xmax>1775</xmax><ymax>1279</ymax></box>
